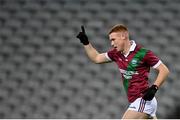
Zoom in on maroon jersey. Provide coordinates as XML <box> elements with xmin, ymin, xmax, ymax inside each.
<box><xmin>105</xmin><ymin>41</ymin><xmax>161</xmax><ymax>103</ymax></box>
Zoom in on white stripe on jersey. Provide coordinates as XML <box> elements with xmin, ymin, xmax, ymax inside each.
<box><xmin>105</xmin><ymin>52</ymin><xmax>112</xmax><ymax>61</ymax></box>
<box><xmin>153</xmin><ymin>60</ymin><xmax>162</xmax><ymax>69</ymax></box>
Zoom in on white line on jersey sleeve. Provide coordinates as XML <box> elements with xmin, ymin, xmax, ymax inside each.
<box><xmin>153</xmin><ymin>60</ymin><xmax>162</xmax><ymax>69</ymax></box>
<box><xmin>105</xmin><ymin>52</ymin><xmax>112</xmax><ymax>61</ymax></box>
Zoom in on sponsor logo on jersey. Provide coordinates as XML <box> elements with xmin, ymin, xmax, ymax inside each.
<box><xmin>119</xmin><ymin>69</ymin><xmax>139</xmax><ymax>79</ymax></box>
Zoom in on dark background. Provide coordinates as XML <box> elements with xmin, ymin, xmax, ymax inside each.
<box><xmin>0</xmin><ymin>0</ymin><xmax>179</xmax><ymax>118</ymax></box>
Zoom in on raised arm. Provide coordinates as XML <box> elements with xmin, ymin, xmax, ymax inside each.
<box><xmin>76</xmin><ymin>26</ymin><xmax>111</xmax><ymax>64</ymax></box>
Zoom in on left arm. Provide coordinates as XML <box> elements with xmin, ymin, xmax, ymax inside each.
<box><xmin>142</xmin><ymin>49</ymin><xmax>170</xmax><ymax>101</ymax></box>
<box><xmin>153</xmin><ymin>63</ymin><xmax>170</xmax><ymax>88</ymax></box>
<box><xmin>143</xmin><ymin>62</ymin><xmax>170</xmax><ymax>101</ymax></box>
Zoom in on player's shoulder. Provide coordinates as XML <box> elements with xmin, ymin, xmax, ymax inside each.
<box><xmin>135</xmin><ymin>43</ymin><xmax>149</xmax><ymax>52</ymax></box>
<box><xmin>134</xmin><ymin>41</ymin><xmax>159</xmax><ymax>60</ymax></box>
<box><xmin>136</xmin><ymin>43</ymin><xmax>158</xmax><ymax>59</ymax></box>
<box><xmin>106</xmin><ymin>48</ymin><xmax>119</xmax><ymax>61</ymax></box>
<box><xmin>108</xmin><ymin>48</ymin><xmax>118</xmax><ymax>54</ymax></box>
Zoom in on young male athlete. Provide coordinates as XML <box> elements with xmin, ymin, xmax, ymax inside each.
<box><xmin>76</xmin><ymin>24</ymin><xmax>169</xmax><ymax>119</ymax></box>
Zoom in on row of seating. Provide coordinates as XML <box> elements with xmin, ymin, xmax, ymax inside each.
<box><xmin>0</xmin><ymin>0</ymin><xmax>179</xmax><ymax>118</ymax></box>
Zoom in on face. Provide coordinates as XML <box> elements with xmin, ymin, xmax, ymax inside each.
<box><xmin>109</xmin><ymin>32</ymin><xmax>127</xmax><ymax>52</ymax></box>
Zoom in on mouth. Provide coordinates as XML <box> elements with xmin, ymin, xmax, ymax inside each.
<box><xmin>114</xmin><ymin>46</ymin><xmax>117</xmax><ymax>49</ymax></box>
<box><xmin>113</xmin><ymin>46</ymin><xmax>120</xmax><ymax>51</ymax></box>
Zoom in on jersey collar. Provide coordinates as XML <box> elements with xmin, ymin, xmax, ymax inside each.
<box><xmin>124</xmin><ymin>40</ymin><xmax>136</xmax><ymax>57</ymax></box>
<box><xmin>129</xmin><ymin>40</ymin><xmax>136</xmax><ymax>52</ymax></box>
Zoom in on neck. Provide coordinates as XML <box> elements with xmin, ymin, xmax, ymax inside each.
<box><xmin>122</xmin><ymin>40</ymin><xmax>131</xmax><ymax>55</ymax></box>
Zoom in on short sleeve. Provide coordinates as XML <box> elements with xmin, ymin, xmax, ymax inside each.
<box><xmin>144</xmin><ymin>50</ymin><xmax>162</xmax><ymax>69</ymax></box>
<box><xmin>105</xmin><ymin>49</ymin><xmax>116</xmax><ymax>61</ymax></box>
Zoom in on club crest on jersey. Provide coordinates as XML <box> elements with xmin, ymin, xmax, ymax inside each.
<box><xmin>131</xmin><ymin>58</ymin><xmax>138</xmax><ymax>66</ymax></box>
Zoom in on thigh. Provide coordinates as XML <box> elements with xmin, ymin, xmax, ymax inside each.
<box><xmin>122</xmin><ymin>109</ymin><xmax>149</xmax><ymax>119</ymax></box>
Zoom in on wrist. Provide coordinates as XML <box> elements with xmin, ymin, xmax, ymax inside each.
<box><xmin>83</xmin><ymin>42</ymin><xmax>90</xmax><ymax>46</ymax></box>
<box><xmin>152</xmin><ymin>84</ymin><xmax>159</xmax><ymax>90</ymax></box>
<box><xmin>82</xmin><ymin>41</ymin><xmax>89</xmax><ymax>45</ymax></box>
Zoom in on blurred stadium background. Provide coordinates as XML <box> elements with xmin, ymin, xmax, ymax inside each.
<box><xmin>0</xmin><ymin>0</ymin><xmax>179</xmax><ymax>118</ymax></box>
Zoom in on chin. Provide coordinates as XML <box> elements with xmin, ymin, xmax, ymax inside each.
<box><xmin>116</xmin><ymin>48</ymin><xmax>122</xmax><ymax>52</ymax></box>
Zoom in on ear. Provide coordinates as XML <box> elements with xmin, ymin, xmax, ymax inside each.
<box><xmin>122</xmin><ymin>31</ymin><xmax>128</xmax><ymax>40</ymax></box>
<box><xmin>121</xmin><ymin>32</ymin><xmax>126</xmax><ymax>40</ymax></box>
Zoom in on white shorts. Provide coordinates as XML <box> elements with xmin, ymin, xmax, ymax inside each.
<box><xmin>128</xmin><ymin>97</ymin><xmax>157</xmax><ymax>117</ymax></box>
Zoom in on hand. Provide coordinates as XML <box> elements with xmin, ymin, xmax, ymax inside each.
<box><xmin>76</xmin><ymin>25</ymin><xmax>89</xmax><ymax>45</ymax></box>
<box><xmin>142</xmin><ymin>85</ymin><xmax>158</xmax><ymax>101</ymax></box>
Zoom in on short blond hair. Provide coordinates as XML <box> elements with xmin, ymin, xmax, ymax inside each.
<box><xmin>108</xmin><ymin>24</ymin><xmax>128</xmax><ymax>34</ymax></box>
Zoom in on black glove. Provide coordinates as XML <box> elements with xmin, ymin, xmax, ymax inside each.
<box><xmin>143</xmin><ymin>85</ymin><xmax>158</xmax><ymax>101</ymax></box>
<box><xmin>76</xmin><ymin>26</ymin><xmax>89</xmax><ymax>45</ymax></box>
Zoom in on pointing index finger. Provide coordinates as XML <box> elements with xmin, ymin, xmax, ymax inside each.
<box><xmin>81</xmin><ymin>25</ymin><xmax>85</xmax><ymax>33</ymax></box>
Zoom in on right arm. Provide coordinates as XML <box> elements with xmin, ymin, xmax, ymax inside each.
<box><xmin>77</xmin><ymin>26</ymin><xmax>111</xmax><ymax>64</ymax></box>
<box><xmin>84</xmin><ymin>43</ymin><xmax>111</xmax><ymax>64</ymax></box>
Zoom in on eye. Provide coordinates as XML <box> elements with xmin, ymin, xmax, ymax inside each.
<box><xmin>111</xmin><ymin>38</ymin><xmax>115</xmax><ymax>41</ymax></box>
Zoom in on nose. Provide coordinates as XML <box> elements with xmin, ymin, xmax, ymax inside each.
<box><xmin>111</xmin><ymin>41</ymin><xmax>114</xmax><ymax>47</ymax></box>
